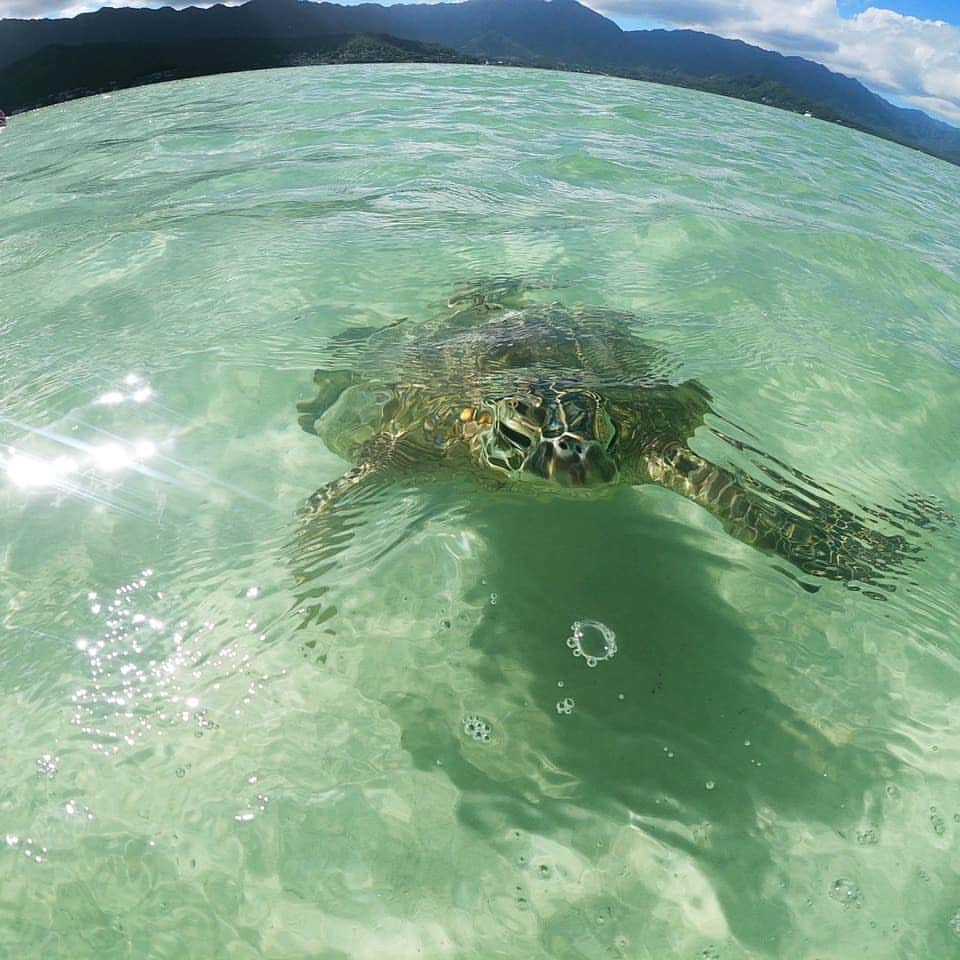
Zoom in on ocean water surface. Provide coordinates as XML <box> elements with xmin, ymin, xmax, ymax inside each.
<box><xmin>2</xmin><ymin>64</ymin><xmax>960</xmax><ymax>959</ymax></box>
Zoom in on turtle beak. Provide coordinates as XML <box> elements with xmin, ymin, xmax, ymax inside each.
<box><xmin>527</xmin><ymin>436</ymin><xmax>616</xmax><ymax>487</ymax></box>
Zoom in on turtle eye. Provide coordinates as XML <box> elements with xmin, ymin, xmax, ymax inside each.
<box><xmin>511</xmin><ymin>399</ymin><xmax>545</xmax><ymax>426</ymax></box>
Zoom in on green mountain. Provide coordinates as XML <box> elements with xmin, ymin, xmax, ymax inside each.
<box><xmin>0</xmin><ymin>33</ymin><xmax>472</xmax><ymax>110</ymax></box>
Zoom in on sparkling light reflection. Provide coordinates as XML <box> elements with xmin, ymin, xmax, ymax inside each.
<box><xmin>2</xmin><ymin>374</ymin><xmax>278</xmax><ymax>521</ymax></box>
<box><xmin>2</xmin><ymin>374</ymin><xmax>162</xmax><ymax>496</ymax></box>
<box><xmin>4</xmin><ymin>451</ymin><xmax>79</xmax><ymax>489</ymax></box>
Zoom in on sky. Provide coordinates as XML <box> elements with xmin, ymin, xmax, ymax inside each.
<box><xmin>1</xmin><ymin>0</ymin><xmax>958</xmax><ymax>124</ymax></box>
<box><xmin>589</xmin><ymin>0</ymin><xmax>960</xmax><ymax>123</ymax></box>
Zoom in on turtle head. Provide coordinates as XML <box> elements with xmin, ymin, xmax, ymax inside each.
<box><xmin>481</xmin><ymin>388</ymin><xmax>619</xmax><ymax>488</ymax></box>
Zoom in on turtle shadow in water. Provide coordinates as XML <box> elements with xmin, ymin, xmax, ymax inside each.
<box><xmin>390</xmin><ymin>490</ymin><xmax>900</xmax><ymax>952</ymax></box>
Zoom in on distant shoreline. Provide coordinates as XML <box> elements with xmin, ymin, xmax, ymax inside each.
<box><xmin>0</xmin><ymin>34</ymin><xmax>953</xmax><ymax>169</ymax></box>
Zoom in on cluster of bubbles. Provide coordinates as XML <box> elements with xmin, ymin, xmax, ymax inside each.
<box><xmin>828</xmin><ymin>878</ymin><xmax>863</xmax><ymax>908</ymax></box>
<box><xmin>555</xmin><ymin>697</ymin><xmax>575</xmax><ymax>715</ymax></box>
<box><xmin>63</xmin><ymin>800</ymin><xmax>95</xmax><ymax>821</ymax></box>
<box><xmin>462</xmin><ymin>715</ymin><xmax>492</xmax><ymax>743</ymax></box>
<box><xmin>856</xmin><ymin>828</ymin><xmax>880</xmax><ymax>846</ymax></box>
<box><xmin>70</xmin><ymin>569</ymin><xmax>279</xmax><ymax>757</ymax></box>
<box><xmin>35</xmin><ymin>753</ymin><xmax>59</xmax><ymax>778</ymax></box>
<box><xmin>5</xmin><ymin>834</ymin><xmax>47</xmax><ymax>864</ymax></box>
<box><xmin>565</xmin><ymin>619</ymin><xmax>617</xmax><ymax>667</ymax></box>
<box><xmin>233</xmin><ymin>775</ymin><xmax>271</xmax><ymax>823</ymax></box>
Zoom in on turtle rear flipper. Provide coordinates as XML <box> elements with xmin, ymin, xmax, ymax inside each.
<box><xmin>296</xmin><ymin>368</ymin><xmax>356</xmax><ymax>435</ymax></box>
<box><xmin>645</xmin><ymin>442</ymin><xmax>921</xmax><ymax>592</ymax></box>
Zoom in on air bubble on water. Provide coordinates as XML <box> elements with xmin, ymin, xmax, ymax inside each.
<box><xmin>705</xmin><ymin>780</ymin><xmax>716</xmax><ymax>791</ymax></box>
<box><xmin>462</xmin><ymin>715</ymin><xmax>492</xmax><ymax>743</ymax></box>
<box><xmin>856</xmin><ymin>828</ymin><xmax>879</xmax><ymax>845</ymax></box>
<box><xmin>175</xmin><ymin>767</ymin><xmax>186</xmax><ymax>779</ymax></box>
<box><xmin>828</xmin><ymin>878</ymin><xmax>863</xmax><ymax>908</ymax></box>
<box><xmin>557</xmin><ymin>680</ymin><xmax>564</xmax><ymax>688</ymax></box>
<box><xmin>63</xmin><ymin>800</ymin><xmax>96</xmax><ymax>820</ymax></box>
<box><xmin>743</xmin><ymin>739</ymin><xmax>751</xmax><ymax>747</ymax></box>
<box><xmin>245</xmin><ymin>586</ymin><xmax>260</xmax><ymax>599</ymax></box>
<box><xmin>489</xmin><ymin>593</ymin><xmax>498</xmax><ymax>606</ymax></box>
<box><xmin>930</xmin><ymin>809</ymin><xmax>947</xmax><ymax>836</ymax></box>
<box><xmin>617</xmin><ymin>692</ymin><xmax>624</xmax><ymax>700</ymax></box>
<box><xmin>566</xmin><ymin>619</ymin><xmax>617</xmax><ymax>666</ymax></box>
<box><xmin>556</xmin><ymin>697</ymin><xmax>575</xmax><ymax>715</ymax></box>
<box><xmin>35</xmin><ymin>754</ymin><xmax>59</xmax><ymax>778</ymax></box>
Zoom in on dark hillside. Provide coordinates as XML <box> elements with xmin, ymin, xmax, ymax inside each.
<box><xmin>0</xmin><ymin>33</ymin><xmax>473</xmax><ymax>111</ymax></box>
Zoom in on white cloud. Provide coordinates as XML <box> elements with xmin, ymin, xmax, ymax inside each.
<box><xmin>591</xmin><ymin>0</ymin><xmax>960</xmax><ymax>125</ymax></box>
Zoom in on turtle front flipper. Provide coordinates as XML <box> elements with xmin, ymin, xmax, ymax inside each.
<box><xmin>645</xmin><ymin>442</ymin><xmax>921</xmax><ymax>593</ymax></box>
<box><xmin>291</xmin><ymin>433</ymin><xmax>445</xmax><ymax>629</ymax></box>
<box><xmin>296</xmin><ymin>368</ymin><xmax>357</xmax><ymax>435</ymax></box>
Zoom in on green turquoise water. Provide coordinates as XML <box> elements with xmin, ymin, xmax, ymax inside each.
<box><xmin>2</xmin><ymin>64</ymin><xmax>960</xmax><ymax>959</ymax></box>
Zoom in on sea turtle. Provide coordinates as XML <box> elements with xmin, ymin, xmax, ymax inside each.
<box><xmin>294</xmin><ymin>282</ymin><xmax>923</xmax><ymax>598</ymax></box>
